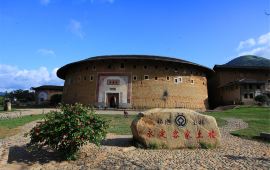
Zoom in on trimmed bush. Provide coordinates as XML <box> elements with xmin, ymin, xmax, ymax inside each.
<box><xmin>26</xmin><ymin>103</ymin><xmax>108</xmax><ymax>160</ymax></box>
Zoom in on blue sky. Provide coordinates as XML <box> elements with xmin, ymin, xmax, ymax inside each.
<box><xmin>0</xmin><ymin>0</ymin><xmax>269</xmax><ymax>91</ymax></box>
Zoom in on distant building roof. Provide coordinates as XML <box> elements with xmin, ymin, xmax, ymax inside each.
<box><xmin>31</xmin><ymin>85</ymin><xmax>63</xmax><ymax>91</ymax></box>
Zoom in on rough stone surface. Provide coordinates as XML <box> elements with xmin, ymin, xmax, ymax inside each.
<box><xmin>131</xmin><ymin>108</ymin><xmax>221</xmax><ymax>149</ymax></box>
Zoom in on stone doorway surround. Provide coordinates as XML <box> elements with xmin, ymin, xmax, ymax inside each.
<box><xmin>96</xmin><ymin>73</ymin><xmax>132</xmax><ymax>108</ymax></box>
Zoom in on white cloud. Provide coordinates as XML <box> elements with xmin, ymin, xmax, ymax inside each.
<box><xmin>258</xmin><ymin>32</ymin><xmax>270</xmax><ymax>45</ymax></box>
<box><xmin>237</xmin><ymin>38</ymin><xmax>256</xmax><ymax>50</ymax></box>
<box><xmin>0</xmin><ymin>64</ymin><xmax>63</xmax><ymax>92</ymax></box>
<box><xmin>37</xmin><ymin>48</ymin><xmax>55</xmax><ymax>56</ymax></box>
<box><xmin>40</xmin><ymin>0</ymin><xmax>50</xmax><ymax>6</ymax></box>
<box><xmin>68</xmin><ymin>19</ymin><xmax>85</xmax><ymax>39</ymax></box>
<box><xmin>236</xmin><ymin>32</ymin><xmax>270</xmax><ymax>59</ymax></box>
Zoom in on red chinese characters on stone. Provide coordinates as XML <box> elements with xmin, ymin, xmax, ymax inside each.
<box><xmin>146</xmin><ymin>129</ymin><xmax>154</xmax><ymax>138</ymax></box>
<box><xmin>172</xmin><ymin>130</ymin><xmax>179</xmax><ymax>139</ymax></box>
<box><xmin>184</xmin><ymin>130</ymin><xmax>191</xmax><ymax>139</ymax></box>
<box><xmin>196</xmin><ymin>130</ymin><xmax>203</xmax><ymax>139</ymax></box>
<box><xmin>159</xmin><ymin>129</ymin><xmax>167</xmax><ymax>138</ymax></box>
<box><xmin>208</xmin><ymin>130</ymin><xmax>216</xmax><ymax>139</ymax></box>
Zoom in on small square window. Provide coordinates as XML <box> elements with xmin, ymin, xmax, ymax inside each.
<box><xmin>249</xmin><ymin>93</ymin><xmax>254</xmax><ymax>99</ymax></box>
<box><xmin>155</xmin><ymin>77</ymin><xmax>158</xmax><ymax>80</ymax></box>
<box><xmin>133</xmin><ymin>75</ymin><xmax>137</xmax><ymax>81</ymax></box>
<box><xmin>244</xmin><ymin>93</ymin><xmax>248</xmax><ymax>98</ymax></box>
<box><xmin>191</xmin><ymin>79</ymin><xmax>194</xmax><ymax>84</ymax></box>
<box><xmin>256</xmin><ymin>85</ymin><xmax>260</xmax><ymax>89</ymax></box>
<box><xmin>166</xmin><ymin>76</ymin><xmax>170</xmax><ymax>81</ymax></box>
<box><xmin>144</xmin><ymin>66</ymin><xmax>147</xmax><ymax>69</ymax></box>
<box><xmin>120</xmin><ymin>63</ymin><xmax>125</xmax><ymax>69</ymax></box>
<box><xmin>144</xmin><ymin>75</ymin><xmax>149</xmax><ymax>80</ymax></box>
<box><xmin>108</xmin><ymin>65</ymin><xmax>112</xmax><ymax>69</ymax></box>
<box><xmin>174</xmin><ymin>77</ymin><xmax>182</xmax><ymax>84</ymax></box>
<box><xmin>90</xmin><ymin>75</ymin><xmax>94</xmax><ymax>81</ymax></box>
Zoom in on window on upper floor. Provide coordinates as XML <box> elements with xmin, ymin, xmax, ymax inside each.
<box><xmin>120</xmin><ymin>63</ymin><xmax>125</xmax><ymax>69</ymax></box>
<box><xmin>144</xmin><ymin>75</ymin><xmax>149</xmax><ymax>80</ymax></box>
<box><xmin>90</xmin><ymin>75</ymin><xmax>94</xmax><ymax>81</ymax></box>
<box><xmin>174</xmin><ymin>77</ymin><xmax>182</xmax><ymax>84</ymax></box>
<box><xmin>166</xmin><ymin>76</ymin><xmax>170</xmax><ymax>81</ymax></box>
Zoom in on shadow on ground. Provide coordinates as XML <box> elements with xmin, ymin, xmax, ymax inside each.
<box><xmin>7</xmin><ymin>145</ymin><xmax>63</xmax><ymax>165</ymax></box>
<box><xmin>101</xmin><ymin>137</ymin><xmax>133</xmax><ymax>147</ymax></box>
<box><xmin>224</xmin><ymin>155</ymin><xmax>270</xmax><ymax>162</ymax></box>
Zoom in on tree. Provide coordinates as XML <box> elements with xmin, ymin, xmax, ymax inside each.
<box><xmin>50</xmin><ymin>94</ymin><xmax>62</xmax><ymax>106</ymax></box>
<box><xmin>5</xmin><ymin>89</ymin><xmax>35</xmax><ymax>102</ymax></box>
<box><xmin>255</xmin><ymin>95</ymin><xmax>268</xmax><ymax>105</ymax></box>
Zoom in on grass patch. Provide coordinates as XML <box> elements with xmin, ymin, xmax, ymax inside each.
<box><xmin>206</xmin><ymin>106</ymin><xmax>270</xmax><ymax>141</ymax></box>
<box><xmin>99</xmin><ymin>114</ymin><xmax>137</xmax><ymax>135</ymax></box>
<box><xmin>0</xmin><ymin>114</ymin><xmax>45</xmax><ymax>139</ymax></box>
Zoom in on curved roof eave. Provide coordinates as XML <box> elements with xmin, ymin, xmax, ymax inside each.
<box><xmin>57</xmin><ymin>55</ymin><xmax>214</xmax><ymax>79</ymax></box>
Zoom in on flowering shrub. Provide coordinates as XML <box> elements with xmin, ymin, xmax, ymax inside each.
<box><xmin>27</xmin><ymin>103</ymin><xmax>108</xmax><ymax>160</ymax></box>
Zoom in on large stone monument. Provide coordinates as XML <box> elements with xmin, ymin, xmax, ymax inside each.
<box><xmin>131</xmin><ymin>108</ymin><xmax>221</xmax><ymax>149</ymax></box>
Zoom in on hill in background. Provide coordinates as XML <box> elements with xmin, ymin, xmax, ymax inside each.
<box><xmin>225</xmin><ymin>55</ymin><xmax>270</xmax><ymax>67</ymax></box>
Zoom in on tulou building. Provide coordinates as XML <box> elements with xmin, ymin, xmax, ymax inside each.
<box><xmin>209</xmin><ymin>55</ymin><xmax>270</xmax><ymax>107</ymax></box>
<box><xmin>57</xmin><ymin>55</ymin><xmax>213</xmax><ymax>111</ymax></box>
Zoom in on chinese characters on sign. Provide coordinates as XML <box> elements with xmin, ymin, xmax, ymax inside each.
<box><xmin>145</xmin><ymin>114</ymin><xmax>215</xmax><ymax>140</ymax></box>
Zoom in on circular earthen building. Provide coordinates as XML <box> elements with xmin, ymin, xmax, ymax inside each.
<box><xmin>57</xmin><ymin>55</ymin><xmax>213</xmax><ymax>110</ymax></box>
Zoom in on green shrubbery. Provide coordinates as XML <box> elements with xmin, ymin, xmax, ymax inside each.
<box><xmin>26</xmin><ymin>103</ymin><xmax>108</xmax><ymax>160</ymax></box>
<box><xmin>254</xmin><ymin>95</ymin><xmax>268</xmax><ymax>105</ymax></box>
<box><xmin>50</xmin><ymin>94</ymin><xmax>62</xmax><ymax>106</ymax></box>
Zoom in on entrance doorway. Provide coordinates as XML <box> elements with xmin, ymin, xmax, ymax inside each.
<box><xmin>107</xmin><ymin>93</ymin><xmax>119</xmax><ymax>108</ymax></box>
